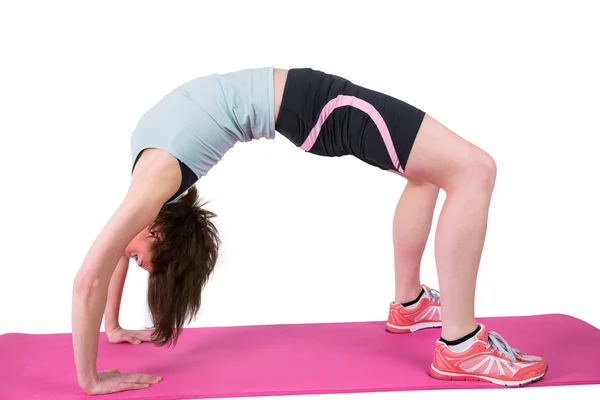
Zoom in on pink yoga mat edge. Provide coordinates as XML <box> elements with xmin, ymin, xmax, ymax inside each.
<box><xmin>0</xmin><ymin>312</ymin><xmax>594</xmax><ymax>337</ymax></box>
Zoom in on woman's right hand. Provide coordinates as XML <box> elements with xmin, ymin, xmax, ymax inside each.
<box><xmin>107</xmin><ymin>326</ymin><xmax>153</xmax><ymax>345</ymax></box>
<box><xmin>83</xmin><ymin>368</ymin><xmax>162</xmax><ymax>395</ymax></box>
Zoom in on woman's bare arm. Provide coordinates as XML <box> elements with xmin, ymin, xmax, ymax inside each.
<box><xmin>72</xmin><ymin>150</ymin><xmax>180</xmax><ymax>394</ymax></box>
<box><xmin>103</xmin><ymin>256</ymin><xmax>129</xmax><ymax>334</ymax></box>
<box><xmin>103</xmin><ymin>256</ymin><xmax>154</xmax><ymax>345</ymax></box>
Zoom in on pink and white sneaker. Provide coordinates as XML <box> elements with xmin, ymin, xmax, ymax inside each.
<box><xmin>429</xmin><ymin>324</ymin><xmax>548</xmax><ymax>386</ymax></box>
<box><xmin>386</xmin><ymin>285</ymin><xmax>442</xmax><ymax>333</ymax></box>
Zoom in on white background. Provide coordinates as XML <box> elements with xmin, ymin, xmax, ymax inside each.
<box><xmin>1</xmin><ymin>1</ymin><xmax>599</xmax><ymax>399</ymax></box>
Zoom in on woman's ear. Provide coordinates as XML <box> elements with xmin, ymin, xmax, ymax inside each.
<box><xmin>149</xmin><ymin>226</ymin><xmax>164</xmax><ymax>241</ymax></box>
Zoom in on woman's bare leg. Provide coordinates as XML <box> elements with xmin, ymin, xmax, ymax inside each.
<box><xmin>392</xmin><ymin>178</ymin><xmax>440</xmax><ymax>304</ymax></box>
<box><xmin>402</xmin><ymin>114</ymin><xmax>497</xmax><ymax>341</ymax></box>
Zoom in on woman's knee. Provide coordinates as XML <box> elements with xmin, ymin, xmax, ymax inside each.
<box><xmin>402</xmin><ymin>114</ymin><xmax>497</xmax><ymax>192</ymax></box>
<box><xmin>460</xmin><ymin>150</ymin><xmax>497</xmax><ymax>192</ymax></box>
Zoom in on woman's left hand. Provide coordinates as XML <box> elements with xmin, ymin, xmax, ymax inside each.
<box><xmin>107</xmin><ymin>327</ymin><xmax>153</xmax><ymax>345</ymax></box>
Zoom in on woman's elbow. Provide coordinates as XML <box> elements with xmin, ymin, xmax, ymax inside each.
<box><xmin>72</xmin><ymin>269</ymin><xmax>102</xmax><ymax>298</ymax></box>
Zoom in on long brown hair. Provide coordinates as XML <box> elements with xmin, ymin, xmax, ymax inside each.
<box><xmin>147</xmin><ymin>185</ymin><xmax>220</xmax><ymax>346</ymax></box>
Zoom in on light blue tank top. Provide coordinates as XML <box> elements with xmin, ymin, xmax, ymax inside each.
<box><xmin>130</xmin><ymin>67</ymin><xmax>275</xmax><ymax>201</ymax></box>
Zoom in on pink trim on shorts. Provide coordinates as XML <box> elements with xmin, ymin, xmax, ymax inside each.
<box><xmin>299</xmin><ymin>95</ymin><xmax>402</xmax><ymax>172</ymax></box>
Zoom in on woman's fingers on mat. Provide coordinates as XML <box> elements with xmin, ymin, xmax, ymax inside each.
<box><xmin>124</xmin><ymin>372</ymin><xmax>162</xmax><ymax>384</ymax></box>
<box><xmin>138</xmin><ymin>330</ymin><xmax>153</xmax><ymax>341</ymax></box>
<box><xmin>131</xmin><ymin>330</ymin><xmax>153</xmax><ymax>343</ymax></box>
<box><xmin>115</xmin><ymin>382</ymin><xmax>151</xmax><ymax>392</ymax></box>
<box><xmin>129</xmin><ymin>337</ymin><xmax>142</xmax><ymax>345</ymax></box>
<box><xmin>123</xmin><ymin>329</ymin><xmax>153</xmax><ymax>344</ymax></box>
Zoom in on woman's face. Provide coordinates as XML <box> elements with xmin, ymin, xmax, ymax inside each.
<box><xmin>124</xmin><ymin>226</ymin><xmax>157</xmax><ymax>272</ymax></box>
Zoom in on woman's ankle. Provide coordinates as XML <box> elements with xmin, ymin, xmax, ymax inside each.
<box><xmin>394</xmin><ymin>284</ymin><xmax>424</xmax><ymax>305</ymax></box>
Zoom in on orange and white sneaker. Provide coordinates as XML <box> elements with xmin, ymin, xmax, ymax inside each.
<box><xmin>429</xmin><ymin>324</ymin><xmax>548</xmax><ymax>387</ymax></box>
<box><xmin>386</xmin><ymin>285</ymin><xmax>442</xmax><ymax>333</ymax></box>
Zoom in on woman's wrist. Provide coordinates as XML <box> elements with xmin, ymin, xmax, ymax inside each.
<box><xmin>77</xmin><ymin>370</ymin><xmax>98</xmax><ymax>393</ymax></box>
<box><xmin>105</xmin><ymin>324</ymin><xmax>122</xmax><ymax>337</ymax></box>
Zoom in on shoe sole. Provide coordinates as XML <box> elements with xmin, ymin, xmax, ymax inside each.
<box><xmin>385</xmin><ymin>321</ymin><xmax>442</xmax><ymax>334</ymax></box>
<box><xmin>428</xmin><ymin>362</ymin><xmax>549</xmax><ymax>387</ymax></box>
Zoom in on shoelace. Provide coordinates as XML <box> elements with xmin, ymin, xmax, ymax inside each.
<box><xmin>486</xmin><ymin>331</ymin><xmax>522</xmax><ymax>363</ymax></box>
<box><xmin>428</xmin><ymin>287</ymin><xmax>441</xmax><ymax>303</ymax></box>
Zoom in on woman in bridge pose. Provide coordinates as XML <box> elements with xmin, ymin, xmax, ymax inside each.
<box><xmin>72</xmin><ymin>67</ymin><xmax>547</xmax><ymax>395</ymax></box>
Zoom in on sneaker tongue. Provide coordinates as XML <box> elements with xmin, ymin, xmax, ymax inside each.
<box><xmin>422</xmin><ymin>285</ymin><xmax>430</xmax><ymax>297</ymax></box>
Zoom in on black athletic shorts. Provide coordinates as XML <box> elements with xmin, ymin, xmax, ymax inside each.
<box><xmin>275</xmin><ymin>68</ymin><xmax>426</xmax><ymax>174</ymax></box>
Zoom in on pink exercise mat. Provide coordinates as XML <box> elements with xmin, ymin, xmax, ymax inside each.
<box><xmin>1</xmin><ymin>314</ymin><xmax>599</xmax><ymax>399</ymax></box>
